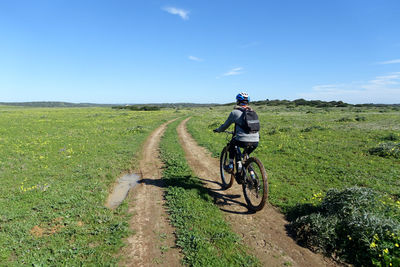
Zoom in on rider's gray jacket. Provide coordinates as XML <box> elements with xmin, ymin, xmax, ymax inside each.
<box><xmin>216</xmin><ymin>106</ymin><xmax>260</xmax><ymax>142</ymax></box>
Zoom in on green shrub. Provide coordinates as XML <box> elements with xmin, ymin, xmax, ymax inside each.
<box><xmin>289</xmin><ymin>187</ymin><xmax>400</xmax><ymax>266</ymax></box>
<box><xmin>355</xmin><ymin>115</ymin><xmax>366</xmax><ymax>121</ymax></box>
<box><xmin>267</xmin><ymin>127</ymin><xmax>292</xmax><ymax>135</ymax></box>
<box><xmin>279</xmin><ymin>127</ymin><xmax>292</xmax><ymax>132</ymax></box>
<box><xmin>336</xmin><ymin>117</ymin><xmax>353</xmax><ymax>122</ymax></box>
<box><xmin>382</xmin><ymin>133</ymin><xmax>400</xmax><ymax>141</ymax></box>
<box><xmin>112</xmin><ymin>105</ymin><xmax>161</xmax><ymax>111</ymax></box>
<box><xmin>369</xmin><ymin>142</ymin><xmax>400</xmax><ymax>158</ymax></box>
<box><xmin>301</xmin><ymin>125</ymin><xmax>325</xmax><ymax>132</ymax></box>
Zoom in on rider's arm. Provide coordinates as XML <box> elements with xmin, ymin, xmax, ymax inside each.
<box><xmin>215</xmin><ymin>112</ymin><xmax>235</xmax><ymax>132</ymax></box>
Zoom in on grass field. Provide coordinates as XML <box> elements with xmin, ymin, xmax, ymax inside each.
<box><xmin>0</xmin><ymin>106</ymin><xmax>176</xmax><ymax>265</ymax></box>
<box><xmin>187</xmin><ymin>105</ymin><xmax>400</xmax><ymax>211</ymax></box>
<box><xmin>1</xmin><ymin>104</ymin><xmax>399</xmax><ymax>266</ymax></box>
<box><xmin>187</xmin><ymin>105</ymin><xmax>400</xmax><ymax>266</ymax></box>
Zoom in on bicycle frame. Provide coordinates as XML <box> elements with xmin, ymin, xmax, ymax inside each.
<box><xmin>223</xmin><ymin>131</ymin><xmax>248</xmax><ymax>180</ymax></box>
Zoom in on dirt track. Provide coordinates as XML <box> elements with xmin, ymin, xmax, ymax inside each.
<box><xmin>177</xmin><ymin>118</ymin><xmax>339</xmax><ymax>267</ymax></box>
<box><xmin>120</xmin><ymin>120</ymin><xmax>181</xmax><ymax>266</ymax></box>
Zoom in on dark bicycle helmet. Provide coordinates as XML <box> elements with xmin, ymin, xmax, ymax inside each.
<box><xmin>236</xmin><ymin>92</ymin><xmax>250</xmax><ymax>105</ymax></box>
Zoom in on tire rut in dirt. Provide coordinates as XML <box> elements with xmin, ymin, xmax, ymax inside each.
<box><xmin>119</xmin><ymin>120</ymin><xmax>182</xmax><ymax>267</ymax></box>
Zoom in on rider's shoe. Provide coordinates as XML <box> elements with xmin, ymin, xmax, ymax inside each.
<box><xmin>224</xmin><ymin>163</ymin><xmax>234</xmax><ymax>173</ymax></box>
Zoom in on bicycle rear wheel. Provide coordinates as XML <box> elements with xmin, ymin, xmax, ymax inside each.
<box><xmin>242</xmin><ymin>157</ymin><xmax>268</xmax><ymax>211</ymax></box>
<box><xmin>220</xmin><ymin>146</ymin><xmax>234</xmax><ymax>189</ymax></box>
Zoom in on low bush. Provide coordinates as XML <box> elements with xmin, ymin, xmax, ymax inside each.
<box><xmin>336</xmin><ymin>117</ymin><xmax>353</xmax><ymax>122</ymax></box>
<box><xmin>355</xmin><ymin>115</ymin><xmax>366</xmax><ymax>121</ymax></box>
<box><xmin>267</xmin><ymin>127</ymin><xmax>292</xmax><ymax>135</ymax></box>
<box><xmin>112</xmin><ymin>105</ymin><xmax>161</xmax><ymax>111</ymax></box>
<box><xmin>382</xmin><ymin>133</ymin><xmax>400</xmax><ymax>141</ymax></box>
<box><xmin>289</xmin><ymin>187</ymin><xmax>400</xmax><ymax>266</ymax></box>
<box><xmin>301</xmin><ymin>125</ymin><xmax>325</xmax><ymax>132</ymax></box>
<box><xmin>369</xmin><ymin>142</ymin><xmax>400</xmax><ymax>159</ymax></box>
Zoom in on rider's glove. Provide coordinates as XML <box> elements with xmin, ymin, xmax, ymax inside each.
<box><xmin>213</xmin><ymin>128</ymin><xmax>219</xmax><ymax>133</ymax></box>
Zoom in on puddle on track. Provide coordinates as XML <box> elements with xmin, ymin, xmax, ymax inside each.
<box><xmin>106</xmin><ymin>173</ymin><xmax>140</xmax><ymax>209</ymax></box>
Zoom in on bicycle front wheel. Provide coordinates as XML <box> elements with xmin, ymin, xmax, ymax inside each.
<box><xmin>242</xmin><ymin>157</ymin><xmax>268</xmax><ymax>211</ymax></box>
<box><xmin>220</xmin><ymin>146</ymin><xmax>234</xmax><ymax>189</ymax></box>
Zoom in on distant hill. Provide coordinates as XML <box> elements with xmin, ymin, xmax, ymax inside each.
<box><xmin>0</xmin><ymin>101</ymin><xmax>218</xmax><ymax>108</ymax></box>
<box><xmin>251</xmin><ymin>99</ymin><xmax>400</xmax><ymax>108</ymax></box>
<box><xmin>0</xmin><ymin>101</ymin><xmax>114</xmax><ymax>107</ymax></box>
<box><xmin>0</xmin><ymin>100</ymin><xmax>398</xmax><ymax>108</ymax></box>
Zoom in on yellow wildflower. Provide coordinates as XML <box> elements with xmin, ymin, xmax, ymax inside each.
<box><xmin>396</xmin><ymin>243</ymin><xmax>399</xmax><ymax>247</ymax></box>
<box><xmin>383</xmin><ymin>248</ymin><xmax>389</xmax><ymax>254</ymax></box>
<box><xmin>370</xmin><ymin>242</ymin><xmax>376</xmax><ymax>248</ymax></box>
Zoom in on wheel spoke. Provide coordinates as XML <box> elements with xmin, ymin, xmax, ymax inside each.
<box><xmin>242</xmin><ymin>157</ymin><xmax>268</xmax><ymax>211</ymax></box>
<box><xmin>220</xmin><ymin>146</ymin><xmax>233</xmax><ymax>189</ymax></box>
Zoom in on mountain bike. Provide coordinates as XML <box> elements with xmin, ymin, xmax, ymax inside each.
<box><xmin>219</xmin><ymin>131</ymin><xmax>268</xmax><ymax>211</ymax></box>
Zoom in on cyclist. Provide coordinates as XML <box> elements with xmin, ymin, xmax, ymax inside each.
<box><xmin>213</xmin><ymin>92</ymin><xmax>260</xmax><ymax>173</ymax></box>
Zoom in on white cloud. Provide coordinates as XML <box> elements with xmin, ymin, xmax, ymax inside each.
<box><xmin>239</xmin><ymin>41</ymin><xmax>260</xmax><ymax>48</ymax></box>
<box><xmin>299</xmin><ymin>72</ymin><xmax>400</xmax><ymax>104</ymax></box>
<box><xmin>188</xmin><ymin>55</ymin><xmax>203</xmax><ymax>62</ymax></box>
<box><xmin>163</xmin><ymin>7</ymin><xmax>189</xmax><ymax>20</ymax></box>
<box><xmin>222</xmin><ymin>67</ymin><xmax>243</xmax><ymax>76</ymax></box>
<box><xmin>378</xmin><ymin>59</ymin><xmax>400</xmax><ymax>65</ymax></box>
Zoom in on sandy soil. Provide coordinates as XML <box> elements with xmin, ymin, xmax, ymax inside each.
<box><xmin>177</xmin><ymin>118</ymin><xmax>341</xmax><ymax>267</ymax></box>
<box><xmin>120</xmin><ymin>120</ymin><xmax>182</xmax><ymax>266</ymax></box>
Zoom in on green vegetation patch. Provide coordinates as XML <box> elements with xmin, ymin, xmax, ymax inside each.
<box><xmin>0</xmin><ymin>107</ymin><xmax>176</xmax><ymax>265</ymax></box>
<box><xmin>288</xmin><ymin>187</ymin><xmax>400</xmax><ymax>266</ymax></box>
<box><xmin>186</xmin><ymin>106</ymin><xmax>400</xmax><ymax>266</ymax></box>
<box><xmin>187</xmin><ymin>106</ymin><xmax>400</xmax><ymax>211</ymax></box>
<box><xmin>160</xmin><ymin>119</ymin><xmax>259</xmax><ymax>267</ymax></box>
<box><xmin>369</xmin><ymin>142</ymin><xmax>400</xmax><ymax>159</ymax></box>
<box><xmin>382</xmin><ymin>133</ymin><xmax>400</xmax><ymax>141</ymax></box>
<box><xmin>112</xmin><ymin>105</ymin><xmax>161</xmax><ymax>111</ymax></box>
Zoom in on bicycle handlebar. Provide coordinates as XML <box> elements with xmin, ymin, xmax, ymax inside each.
<box><xmin>213</xmin><ymin>129</ymin><xmax>234</xmax><ymax>134</ymax></box>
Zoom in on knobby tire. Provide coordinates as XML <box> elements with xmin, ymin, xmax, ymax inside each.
<box><xmin>242</xmin><ymin>157</ymin><xmax>268</xmax><ymax>211</ymax></box>
<box><xmin>220</xmin><ymin>146</ymin><xmax>234</xmax><ymax>189</ymax></box>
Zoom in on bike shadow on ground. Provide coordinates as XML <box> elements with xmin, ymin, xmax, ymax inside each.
<box><xmin>138</xmin><ymin>176</ymin><xmax>255</xmax><ymax>215</ymax></box>
<box><xmin>137</xmin><ymin>177</ymin><xmax>167</xmax><ymax>188</ymax></box>
<box><xmin>198</xmin><ymin>177</ymin><xmax>256</xmax><ymax>215</ymax></box>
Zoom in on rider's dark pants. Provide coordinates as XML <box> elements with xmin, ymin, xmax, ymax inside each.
<box><xmin>229</xmin><ymin>139</ymin><xmax>258</xmax><ymax>160</ymax></box>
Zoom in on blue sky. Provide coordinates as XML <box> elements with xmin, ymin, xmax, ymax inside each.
<box><xmin>1</xmin><ymin>0</ymin><xmax>400</xmax><ymax>104</ymax></box>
